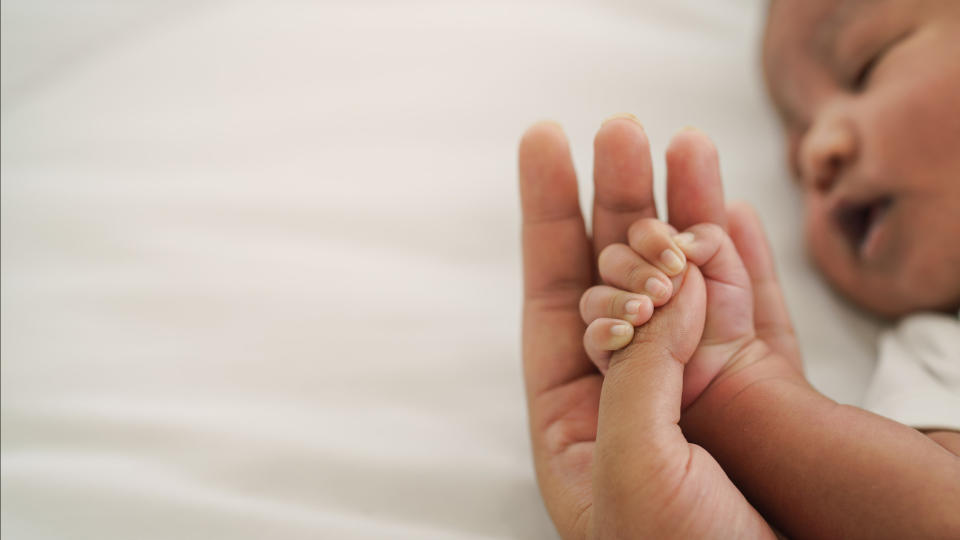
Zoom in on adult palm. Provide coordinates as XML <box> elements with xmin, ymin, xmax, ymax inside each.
<box><xmin>519</xmin><ymin>118</ymin><xmax>794</xmax><ymax>539</ymax></box>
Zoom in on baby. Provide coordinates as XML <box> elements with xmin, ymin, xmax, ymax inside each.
<box><xmin>762</xmin><ymin>0</ymin><xmax>960</xmax><ymax>318</ymax></box>
<box><xmin>518</xmin><ymin>0</ymin><xmax>960</xmax><ymax>538</ymax></box>
<box><xmin>763</xmin><ymin>0</ymin><xmax>960</xmax><ymax>434</ymax></box>
<box><xmin>573</xmin><ymin>126</ymin><xmax>960</xmax><ymax>538</ymax></box>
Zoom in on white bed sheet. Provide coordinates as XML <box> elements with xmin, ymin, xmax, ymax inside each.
<box><xmin>1</xmin><ymin>1</ymin><xmax>881</xmax><ymax>538</ymax></box>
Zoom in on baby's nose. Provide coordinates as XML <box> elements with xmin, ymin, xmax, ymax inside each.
<box><xmin>799</xmin><ymin>113</ymin><xmax>859</xmax><ymax>193</ymax></box>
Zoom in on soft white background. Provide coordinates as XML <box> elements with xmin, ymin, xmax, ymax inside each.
<box><xmin>1</xmin><ymin>1</ymin><xmax>881</xmax><ymax>538</ymax></box>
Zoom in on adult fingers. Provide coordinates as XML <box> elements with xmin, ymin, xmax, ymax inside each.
<box><xmin>520</xmin><ymin>122</ymin><xmax>600</xmax><ymax>539</ymax></box>
<box><xmin>727</xmin><ymin>202</ymin><xmax>803</xmax><ymax>371</ymax></box>
<box><xmin>666</xmin><ymin>128</ymin><xmax>727</xmax><ymax>231</ymax></box>
<box><xmin>519</xmin><ymin>121</ymin><xmax>596</xmax><ymax>396</ymax></box>
<box><xmin>592</xmin><ymin>115</ymin><xmax>658</xmax><ymax>261</ymax></box>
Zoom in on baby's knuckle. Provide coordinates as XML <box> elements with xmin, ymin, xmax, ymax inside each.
<box><xmin>628</xmin><ymin>218</ymin><xmax>659</xmax><ymax>239</ymax></box>
<box><xmin>625</xmin><ymin>264</ymin><xmax>649</xmax><ymax>292</ymax></box>
<box><xmin>597</xmin><ymin>243</ymin><xmax>626</xmax><ymax>270</ymax></box>
<box><xmin>692</xmin><ymin>222</ymin><xmax>723</xmax><ymax>238</ymax></box>
<box><xmin>579</xmin><ymin>288</ymin><xmax>595</xmax><ymax>316</ymax></box>
<box><xmin>608</xmin><ymin>291</ymin><xmax>623</xmax><ymax>316</ymax></box>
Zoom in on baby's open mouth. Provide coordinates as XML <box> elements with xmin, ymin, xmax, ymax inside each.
<box><xmin>832</xmin><ymin>196</ymin><xmax>893</xmax><ymax>258</ymax></box>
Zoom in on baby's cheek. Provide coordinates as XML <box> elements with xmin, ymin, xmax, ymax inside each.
<box><xmin>895</xmin><ymin>222</ymin><xmax>960</xmax><ymax>310</ymax></box>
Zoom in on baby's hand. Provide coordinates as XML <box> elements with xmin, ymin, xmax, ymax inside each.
<box><xmin>579</xmin><ymin>218</ymin><xmax>687</xmax><ymax>373</ymax></box>
<box><xmin>581</xmin><ymin>217</ymin><xmax>756</xmax><ymax>409</ymax></box>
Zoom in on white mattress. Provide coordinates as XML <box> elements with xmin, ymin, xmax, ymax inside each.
<box><xmin>1</xmin><ymin>1</ymin><xmax>881</xmax><ymax>538</ymax></box>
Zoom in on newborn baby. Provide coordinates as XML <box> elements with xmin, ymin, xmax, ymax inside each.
<box><xmin>763</xmin><ymin>0</ymin><xmax>960</xmax><ymax>317</ymax></box>
<box><xmin>763</xmin><ymin>0</ymin><xmax>960</xmax><ymax>433</ymax></box>
<box><xmin>516</xmin><ymin>0</ymin><xmax>960</xmax><ymax>537</ymax></box>
<box><xmin>588</xmin><ymin>0</ymin><xmax>960</xmax><ymax>443</ymax></box>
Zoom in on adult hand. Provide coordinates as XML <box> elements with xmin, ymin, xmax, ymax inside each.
<box><xmin>519</xmin><ymin>118</ymin><xmax>785</xmax><ymax>538</ymax></box>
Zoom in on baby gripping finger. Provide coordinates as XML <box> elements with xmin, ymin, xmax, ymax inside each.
<box><xmin>579</xmin><ymin>285</ymin><xmax>655</xmax><ymax>326</ymax></box>
<box><xmin>672</xmin><ymin>223</ymin><xmax>750</xmax><ymax>293</ymax></box>
<box><xmin>583</xmin><ymin>318</ymin><xmax>635</xmax><ymax>373</ymax></box>
<box><xmin>597</xmin><ymin>243</ymin><xmax>675</xmax><ymax>305</ymax></box>
<box><xmin>627</xmin><ymin>218</ymin><xmax>687</xmax><ymax>276</ymax></box>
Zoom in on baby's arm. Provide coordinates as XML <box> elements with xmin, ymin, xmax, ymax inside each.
<box><xmin>682</xmin><ymin>360</ymin><xmax>960</xmax><ymax>539</ymax></box>
<box><xmin>925</xmin><ymin>429</ymin><xmax>960</xmax><ymax>454</ymax></box>
<box><xmin>681</xmin><ymin>208</ymin><xmax>960</xmax><ymax>539</ymax></box>
<box><xmin>583</xmin><ymin>213</ymin><xmax>960</xmax><ymax>539</ymax></box>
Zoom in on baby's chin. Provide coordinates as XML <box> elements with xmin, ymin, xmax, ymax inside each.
<box><xmin>850</xmin><ymin>290</ymin><xmax>959</xmax><ymax>320</ymax></box>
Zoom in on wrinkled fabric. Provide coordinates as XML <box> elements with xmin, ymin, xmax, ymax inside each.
<box><xmin>864</xmin><ymin>312</ymin><xmax>960</xmax><ymax>432</ymax></box>
<box><xmin>1</xmin><ymin>1</ymin><xmax>879</xmax><ymax>538</ymax></box>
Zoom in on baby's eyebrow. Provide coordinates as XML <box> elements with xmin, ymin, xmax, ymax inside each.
<box><xmin>813</xmin><ymin>0</ymin><xmax>885</xmax><ymax>60</ymax></box>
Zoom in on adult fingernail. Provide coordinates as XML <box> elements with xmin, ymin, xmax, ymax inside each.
<box><xmin>660</xmin><ymin>249</ymin><xmax>685</xmax><ymax>275</ymax></box>
<box><xmin>602</xmin><ymin>113</ymin><xmax>644</xmax><ymax>129</ymax></box>
<box><xmin>645</xmin><ymin>277</ymin><xmax>669</xmax><ymax>299</ymax></box>
<box><xmin>624</xmin><ymin>299</ymin><xmax>643</xmax><ymax>314</ymax></box>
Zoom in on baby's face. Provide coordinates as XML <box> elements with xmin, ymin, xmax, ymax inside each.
<box><xmin>763</xmin><ymin>0</ymin><xmax>960</xmax><ymax>317</ymax></box>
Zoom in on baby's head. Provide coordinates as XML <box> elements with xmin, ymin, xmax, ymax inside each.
<box><xmin>762</xmin><ymin>0</ymin><xmax>960</xmax><ymax>317</ymax></box>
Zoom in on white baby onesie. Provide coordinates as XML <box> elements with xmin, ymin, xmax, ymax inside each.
<box><xmin>862</xmin><ymin>311</ymin><xmax>960</xmax><ymax>432</ymax></box>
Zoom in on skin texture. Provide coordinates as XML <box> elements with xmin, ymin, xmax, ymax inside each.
<box><xmin>519</xmin><ymin>118</ymin><xmax>777</xmax><ymax>539</ymax></box>
<box><xmin>581</xmin><ymin>218</ymin><xmax>781</xmax><ymax>409</ymax></box>
<box><xmin>519</xmin><ymin>119</ymin><xmax>960</xmax><ymax>539</ymax></box>
<box><xmin>763</xmin><ymin>0</ymin><xmax>960</xmax><ymax>317</ymax></box>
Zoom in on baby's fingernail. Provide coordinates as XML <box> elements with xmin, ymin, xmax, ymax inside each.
<box><xmin>624</xmin><ymin>299</ymin><xmax>643</xmax><ymax>314</ymax></box>
<box><xmin>611</xmin><ymin>323</ymin><xmax>633</xmax><ymax>336</ymax></box>
<box><xmin>672</xmin><ymin>232</ymin><xmax>695</xmax><ymax>248</ymax></box>
<box><xmin>660</xmin><ymin>248</ymin><xmax>685</xmax><ymax>275</ymax></box>
<box><xmin>645</xmin><ymin>277</ymin><xmax>669</xmax><ymax>299</ymax></box>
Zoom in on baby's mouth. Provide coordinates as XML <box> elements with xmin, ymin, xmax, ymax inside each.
<box><xmin>832</xmin><ymin>196</ymin><xmax>893</xmax><ymax>259</ymax></box>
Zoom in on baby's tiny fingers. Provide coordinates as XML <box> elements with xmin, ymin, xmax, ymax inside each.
<box><xmin>673</xmin><ymin>223</ymin><xmax>749</xmax><ymax>292</ymax></box>
<box><xmin>597</xmin><ymin>243</ymin><xmax>675</xmax><ymax>306</ymax></box>
<box><xmin>671</xmin><ymin>223</ymin><xmax>724</xmax><ymax>263</ymax></box>
<box><xmin>627</xmin><ymin>218</ymin><xmax>686</xmax><ymax>276</ymax></box>
<box><xmin>583</xmin><ymin>318</ymin><xmax>635</xmax><ymax>374</ymax></box>
<box><xmin>579</xmin><ymin>285</ymin><xmax>654</xmax><ymax>326</ymax></box>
